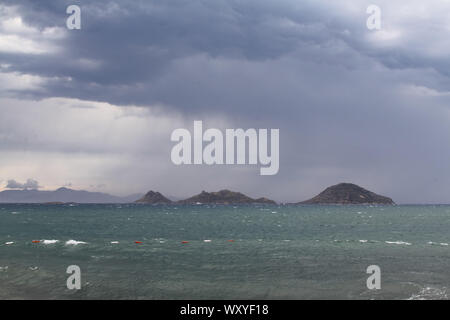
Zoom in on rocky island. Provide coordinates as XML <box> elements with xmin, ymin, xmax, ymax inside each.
<box><xmin>135</xmin><ymin>191</ymin><xmax>173</xmax><ymax>204</ymax></box>
<box><xmin>177</xmin><ymin>189</ymin><xmax>277</xmax><ymax>205</ymax></box>
<box><xmin>297</xmin><ymin>183</ymin><xmax>395</xmax><ymax>205</ymax></box>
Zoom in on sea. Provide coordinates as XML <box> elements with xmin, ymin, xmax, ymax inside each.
<box><xmin>1</xmin><ymin>203</ymin><xmax>450</xmax><ymax>300</ymax></box>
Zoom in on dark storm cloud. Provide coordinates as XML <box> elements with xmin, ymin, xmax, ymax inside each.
<box><xmin>2</xmin><ymin>0</ymin><xmax>449</xmax><ymax>110</ymax></box>
<box><xmin>2</xmin><ymin>0</ymin><xmax>334</xmax><ymax>106</ymax></box>
<box><xmin>2</xmin><ymin>1</ymin><xmax>450</xmax><ymax>203</ymax></box>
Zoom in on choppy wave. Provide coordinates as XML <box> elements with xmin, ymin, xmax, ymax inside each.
<box><xmin>407</xmin><ymin>286</ymin><xmax>448</xmax><ymax>300</ymax></box>
<box><xmin>385</xmin><ymin>241</ymin><xmax>412</xmax><ymax>246</ymax></box>
<box><xmin>3</xmin><ymin>238</ymin><xmax>450</xmax><ymax>248</ymax></box>
<box><xmin>42</xmin><ymin>240</ymin><xmax>59</xmax><ymax>245</ymax></box>
<box><xmin>65</xmin><ymin>240</ymin><xmax>87</xmax><ymax>246</ymax></box>
<box><xmin>428</xmin><ymin>241</ymin><xmax>449</xmax><ymax>246</ymax></box>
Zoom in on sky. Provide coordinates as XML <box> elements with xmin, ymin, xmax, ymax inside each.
<box><xmin>1</xmin><ymin>0</ymin><xmax>450</xmax><ymax>203</ymax></box>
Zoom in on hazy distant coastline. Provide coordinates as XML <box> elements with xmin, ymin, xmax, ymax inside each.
<box><xmin>0</xmin><ymin>187</ymin><xmax>142</xmax><ymax>204</ymax></box>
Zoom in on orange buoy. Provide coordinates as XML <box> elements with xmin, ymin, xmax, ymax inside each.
<box><xmin>181</xmin><ymin>241</ymin><xmax>189</xmax><ymax>244</ymax></box>
<box><xmin>135</xmin><ymin>241</ymin><xmax>143</xmax><ymax>244</ymax></box>
<box><xmin>32</xmin><ymin>240</ymin><xmax>40</xmax><ymax>243</ymax></box>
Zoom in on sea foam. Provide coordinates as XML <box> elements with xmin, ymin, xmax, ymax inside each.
<box><xmin>65</xmin><ymin>240</ymin><xmax>87</xmax><ymax>246</ymax></box>
<box><xmin>385</xmin><ymin>241</ymin><xmax>412</xmax><ymax>246</ymax></box>
<box><xmin>42</xmin><ymin>240</ymin><xmax>59</xmax><ymax>245</ymax></box>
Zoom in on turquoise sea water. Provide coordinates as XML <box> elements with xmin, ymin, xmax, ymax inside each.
<box><xmin>1</xmin><ymin>203</ymin><xmax>450</xmax><ymax>299</ymax></box>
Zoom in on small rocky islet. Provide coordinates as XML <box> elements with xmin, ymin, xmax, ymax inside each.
<box><xmin>136</xmin><ymin>189</ymin><xmax>277</xmax><ymax>205</ymax></box>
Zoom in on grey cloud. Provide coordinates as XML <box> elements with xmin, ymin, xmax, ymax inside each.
<box><xmin>5</xmin><ymin>180</ymin><xmax>23</xmax><ymax>189</ymax></box>
<box><xmin>2</xmin><ymin>0</ymin><xmax>449</xmax><ymax>110</ymax></box>
<box><xmin>6</xmin><ymin>178</ymin><xmax>41</xmax><ymax>190</ymax></box>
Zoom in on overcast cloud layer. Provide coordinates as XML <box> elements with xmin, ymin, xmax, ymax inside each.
<box><xmin>1</xmin><ymin>0</ymin><xmax>450</xmax><ymax>203</ymax></box>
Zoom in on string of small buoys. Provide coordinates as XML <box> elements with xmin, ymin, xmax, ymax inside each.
<box><xmin>3</xmin><ymin>239</ymin><xmax>238</xmax><ymax>246</ymax></box>
<box><xmin>8</xmin><ymin>239</ymin><xmax>437</xmax><ymax>247</ymax></box>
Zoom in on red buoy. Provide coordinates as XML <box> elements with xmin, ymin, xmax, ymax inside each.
<box><xmin>181</xmin><ymin>241</ymin><xmax>189</xmax><ymax>244</ymax></box>
<box><xmin>135</xmin><ymin>241</ymin><xmax>143</xmax><ymax>244</ymax></box>
<box><xmin>32</xmin><ymin>240</ymin><xmax>40</xmax><ymax>243</ymax></box>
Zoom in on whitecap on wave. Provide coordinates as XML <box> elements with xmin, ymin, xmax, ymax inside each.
<box><xmin>428</xmin><ymin>241</ymin><xmax>449</xmax><ymax>246</ymax></box>
<box><xmin>385</xmin><ymin>241</ymin><xmax>412</xmax><ymax>246</ymax></box>
<box><xmin>42</xmin><ymin>240</ymin><xmax>59</xmax><ymax>245</ymax></box>
<box><xmin>407</xmin><ymin>286</ymin><xmax>448</xmax><ymax>300</ymax></box>
<box><xmin>65</xmin><ymin>240</ymin><xmax>87</xmax><ymax>246</ymax></box>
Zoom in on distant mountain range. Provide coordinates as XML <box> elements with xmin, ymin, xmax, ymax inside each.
<box><xmin>0</xmin><ymin>183</ymin><xmax>395</xmax><ymax>205</ymax></box>
<box><xmin>0</xmin><ymin>187</ymin><xmax>142</xmax><ymax>203</ymax></box>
